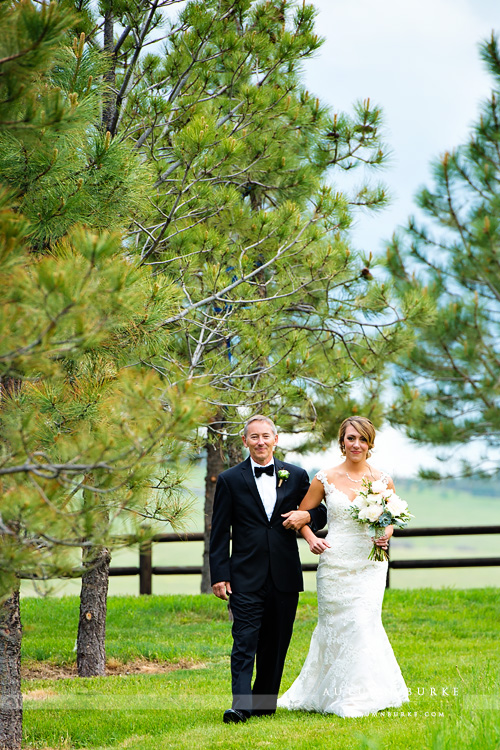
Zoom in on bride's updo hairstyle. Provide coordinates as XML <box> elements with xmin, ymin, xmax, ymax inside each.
<box><xmin>338</xmin><ymin>416</ymin><xmax>376</xmax><ymax>458</ymax></box>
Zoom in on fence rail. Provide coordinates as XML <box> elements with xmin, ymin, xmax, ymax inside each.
<box><xmin>109</xmin><ymin>525</ymin><xmax>500</xmax><ymax>593</ymax></box>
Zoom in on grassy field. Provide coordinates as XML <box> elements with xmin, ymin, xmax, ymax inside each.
<box><xmin>21</xmin><ymin>470</ymin><xmax>500</xmax><ymax>598</ymax></box>
<box><xmin>21</xmin><ymin>589</ymin><xmax>500</xmax><ymax>750</ymax></box>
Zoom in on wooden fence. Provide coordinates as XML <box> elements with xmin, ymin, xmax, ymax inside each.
<box><xmin>109</xmin><ymin>525</ymin><xmax>500</xmax><ymax>594</ymax></box>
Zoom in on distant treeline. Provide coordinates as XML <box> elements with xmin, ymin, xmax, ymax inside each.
<box><xmin>393</xmin><ymin>477</ymin><xmax>498</xmax><ymax>498</ymax></box>
<box><xmin>304</xmin><ymin>468</ymin><xmax>498</xmax><ymax>498</ymax></box>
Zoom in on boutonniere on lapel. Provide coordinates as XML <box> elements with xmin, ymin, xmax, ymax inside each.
<box><xmin>277</xmin><ymin>469</ymin><xmax>290</xmax><ymax>488</ymax></box>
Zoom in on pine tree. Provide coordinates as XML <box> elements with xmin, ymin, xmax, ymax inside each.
<box><xmin>120</xmin><ymin>0</ymin><xmax>427</xmax><ymax>588</ymax></box>
<box><xmin>63</xmin><ymin>0</ymin><xmax>426</xmax><ymax>596</ymax></box>
<box><xmin>385</xmin><ymin>34</ymin><xmax>500</xmax><ymax>478</ymax></box>
<box><xmin>0</xmin><ymin>4</ymin><xmax>203</xmax><ymax>745</ymax></box>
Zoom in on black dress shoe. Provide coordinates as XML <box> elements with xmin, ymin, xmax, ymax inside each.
<box><xmin>223</xmin><ymin>708</ymin><xmax>249</xmax><ymax>724</ymax></box>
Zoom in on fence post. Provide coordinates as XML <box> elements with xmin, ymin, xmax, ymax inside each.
<box><xmin>139</xmin><ymin>540</ymin><xmax>152</xmax><ymax>595</ymax></box>
<box><xmin>385</xmin><ymin>542</ymin><xmax>390</xmax><ymax>589</ymax></box>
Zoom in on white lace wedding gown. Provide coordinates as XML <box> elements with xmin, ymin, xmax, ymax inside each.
<box><xmin>278</xmin><ymin>471</ymin><xmax>409</xmax><ymax>717</ymax></box>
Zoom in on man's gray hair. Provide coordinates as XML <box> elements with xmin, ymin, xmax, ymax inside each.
<box><xmin>243</xmin><ymin>415</ymin><xmax>277</xmax><ymax>438</ymax></box>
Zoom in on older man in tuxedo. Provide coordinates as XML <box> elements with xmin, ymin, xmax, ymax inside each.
<box><xmin>209</xmin><ymin>415</ymin><xmax>328</xmax><ymax>723</ymax></box>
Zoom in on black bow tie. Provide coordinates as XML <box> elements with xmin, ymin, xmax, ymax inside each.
<box><xmin>254</xmin><ymin>464</ymin><xmax>274</xmax><ymax>478</ymax></box>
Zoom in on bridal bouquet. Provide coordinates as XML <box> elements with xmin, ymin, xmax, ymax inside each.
<box><xmin>349</xmin><ymin>478</ymin><xmax>413</xmax><ymax>561</ymax></box>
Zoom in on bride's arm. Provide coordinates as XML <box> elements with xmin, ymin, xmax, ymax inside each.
<box><xmin>297</xmin><ymin>478</ymin><xmax>331</xmax><ymax>555</ymax></box>
<box><xmin>373</xmin><ymin>524</ymin><xmax>393</xmax><ymax>549</ymax></box>
<box><xmin>281</xmin><ymin>473</ymin><xmax>326</xmax><ymax>531</ymax></box>
<box><xmin>297</xmin><ymin>476</ymin><xmax>325</xmax><ymax>512</ymax></box>
<box><xmin>301</xmin><ymin>524</ymin><xmax>330</xmax><ymax>554</ymax></box>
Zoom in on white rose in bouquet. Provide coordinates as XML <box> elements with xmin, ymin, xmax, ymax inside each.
<box><xmin>352</xmin><ymin>493</ymin><xmax>369</xmax><ymax>509</ymax></box>
<box><xmin>366</xmin><ymin>492</ymin><xmax>383</xmax><ymax>505</ymax></box>
<box><xmin>370</xmin><ymin>479</ymin><xmax>387</xmax><ymax>494</ymax></box>
<box><xmin>386</xmin><ymin>495</ymin><xmax>408</xmax><ymax>517</ymax></box>
<box><xmin>359</xmin><ymin>504</ymin><xmax>384</xmax><ymax>522</ymax></box>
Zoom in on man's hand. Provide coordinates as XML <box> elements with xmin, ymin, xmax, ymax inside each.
<box><xmin>281</xmin><ymin>510</ymin><xmax>311</xmax><ymax>530</ymax></box>
<box><xmin>212</xmin><ymin>581</ymin><xmax>232</xmax><ymax>600</ymax></box>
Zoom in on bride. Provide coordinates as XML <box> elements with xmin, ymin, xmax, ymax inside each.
<box><xmin>278</xmin><ymin>416</ymin><xmax>409</xmax><ymax>718</ymax></box>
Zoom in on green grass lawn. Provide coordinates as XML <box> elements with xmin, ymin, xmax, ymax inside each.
<box><xmin>21</xmin><ymin>589</ymin><xmax>500</xmax><ymax>750</ymax></box>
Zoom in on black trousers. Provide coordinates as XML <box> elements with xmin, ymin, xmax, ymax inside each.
<box><xmin>228</xmin><ymin>574</ymin><xmax>299</xmax><ymax>715</ymax></box>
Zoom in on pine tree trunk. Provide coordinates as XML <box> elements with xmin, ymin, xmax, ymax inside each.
<box><xmin>201</xmin><ymin>429</ymin><xmax>226</xmax><ymax>594</ymax></box>
<box><xmin>201</xmin><ymin>425</ymin><xmax>244</xmax><ymax>594</ymax></box>
<box><xmin>76</xmin><ymin>547</ymin><xmax>110</xmax><ymax>677</ymax></box>
<box><xmin>0</xmin><ymin>587</ymin><xmax>22</xmax><ymax>750</ymax></box>
<box><xmin>227</xmin><ymin>440</ymin><xmax>244</xmax><ymax>468</ymax></box>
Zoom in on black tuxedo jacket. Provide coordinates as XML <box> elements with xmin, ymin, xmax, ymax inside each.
<box><xmin>209</xmin><ymin>457</ymin><xmax>327</xmax><ymax>593</ymax></box>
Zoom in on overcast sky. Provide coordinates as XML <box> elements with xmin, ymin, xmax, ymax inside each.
<box><xmin>302</xmin><ymin>0</ymin><xmax>500</xmax><ymax>256</ymax></box>
<box><xmin>290</xmin><ymin>0</ymin><xmax>500</xmax><ymax>476</ymax></box>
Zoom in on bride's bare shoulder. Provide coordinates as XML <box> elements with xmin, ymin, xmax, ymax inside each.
<box><xmin>321</xmin><ymin>464</ymin><xmax>346</xmax><ymax>483</ymax></box>
<box><xmin>369</xmin><ymin>465</ymin><xmax>392</xmax><ymax>482</ymax></box>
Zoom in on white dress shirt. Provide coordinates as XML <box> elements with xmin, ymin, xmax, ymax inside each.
<box><xmin>251</xmin><ymin>458</ymin><xmax>277</xmax><ymax>520</ymax></box>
